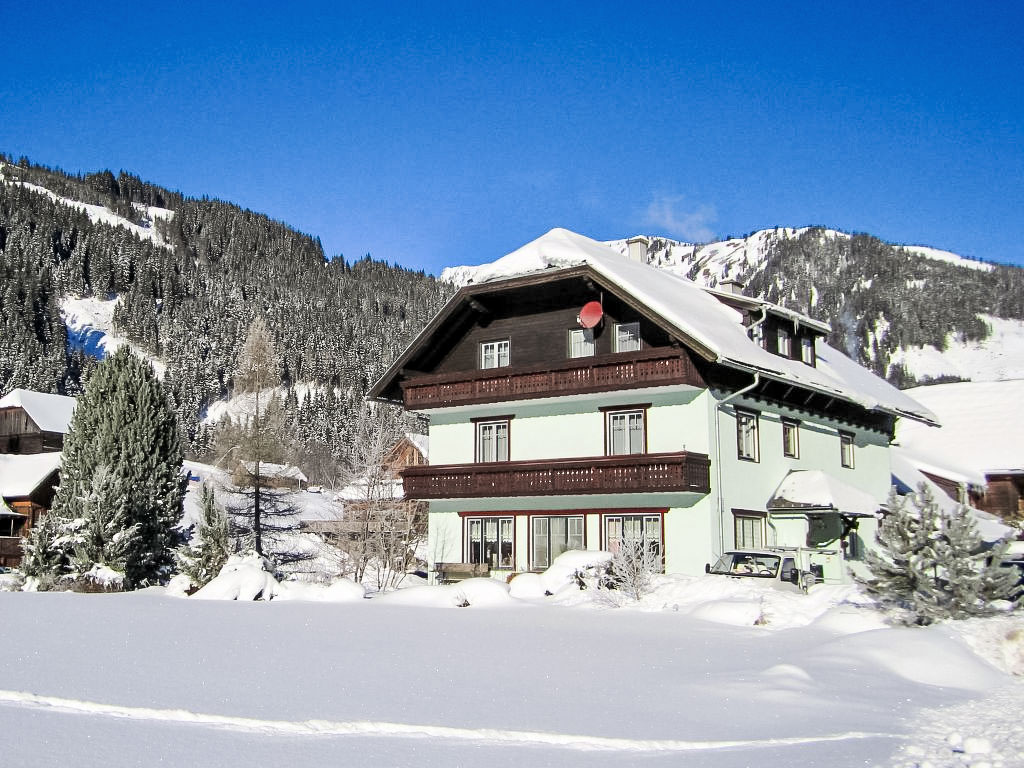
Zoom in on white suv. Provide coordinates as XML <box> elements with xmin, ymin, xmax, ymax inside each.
<box><xmin>706</xmin><ymin>550</ymin><xmax>819</xmax><ymax>593</ymax></box>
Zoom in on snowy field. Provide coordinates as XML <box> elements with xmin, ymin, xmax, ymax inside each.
<box><xmin>2</xmin><ymin>578</ymin><xmax>1022</xmax><ymax>768</ymax></box>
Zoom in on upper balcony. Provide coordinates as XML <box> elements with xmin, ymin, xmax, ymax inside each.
<box><xmin>401</xmin><ymin>450</ymin><xmax>711</xmax><ymax>500</ymax></box>
<box><xmin>400</xmin><ymin>347</ymin><xmax>704</xmax><ymax>410</ymax></box>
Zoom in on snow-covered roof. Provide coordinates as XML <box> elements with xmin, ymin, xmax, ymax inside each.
<box><xmin>377</xmin><ymin>228</ymin><xmax>936</xmax><ymax>425</ymax></box>
<box><xmin>240</xmin><ymin>461</ymin><xmax>308</xmax><ymax>483</ymax></box>
<box><xmin>0</xmin><ymin>389</ymin><xmax>76</xmax><ymax>433</ymax></box>
<box><xmin>895</xmin><ymin>380</ymin><xmax>1024</xmax><ymax>476</ymax></box>
<box><xmin>0</xmin><ymin>452</ymin><xmax>62</xmax><ymax>498</ymax></box>
<box><xmin>890</xmin><ymin>448</ymin><xmax>1013</xmax><ymax>543</ymax></box>
<box><xmin>0</xmin><ymin>497</ymin><xmax>18</xmax><ymax>516</ymax></box>
<box><xmin>767</xmin><ymin>470</ymin><xmax>881</xmax><ymax>517</ymax></box>
<box><xmin>405</xmin><ymin>432</ymin><xmax>428</xmax><ymax>461</ymax></box>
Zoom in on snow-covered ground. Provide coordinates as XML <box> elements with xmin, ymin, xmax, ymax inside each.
<box><xmin>60</xmin><ymin>295</ymin><xmax>168</xmax><ymax>377</ymax></box>
<box><xmin>890</xmin><ymin>315</ymin><xmax>1024</xmax><ymax>383</ymax></box>
<box><xmin>1</xmin><ymin>573</ymin><xmax>1021</xmax><ymax>768</ymax></box>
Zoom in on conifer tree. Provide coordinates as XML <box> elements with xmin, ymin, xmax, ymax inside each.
<box><xmin>177</xmin><ymin>483</ymin><xmax>231</xmax><ymax>587</ymax></box>
<box><xmin>45</xmin><ymin>347</ymin><xmax>185</xmax><ymax>589</ymax></box>
<box><xmin>858</xmin><ymin>485</ymin><xmax>1019</xmax><ymax>624</ymax></box>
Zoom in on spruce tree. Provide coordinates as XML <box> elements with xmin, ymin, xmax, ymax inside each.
<box><xmin>176</xmin><ymin>483</ymin><xmax>230</xmax><ymax>588</ymax></box>
<box><xmin>858</xmin><ymin>485</ymin><xmax>1019</xmax><ymax>624</ymax></box>
<box><xmin>46</xmin><ymin>347</ymin><xmax>185</xmax><ymax>589</ymax></box>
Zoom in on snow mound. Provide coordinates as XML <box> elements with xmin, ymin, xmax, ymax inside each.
<box><xmin>274</xmin><ymin>578</ymin><xmax>366</xmax><ymax>602</ymax></box>
<box><xmin>374</xmin><ymin>577</ymin><xmax>512</xmax><ymax>608</ymax></box>
<box><xmin>509</xmin><ymin>550</ymin><xmax>613</xmax><ymax>598</ymax></box>
<box><xmin>191</xmin><ymin>554</ymin><xmax>280</xmax><ymax>601</ymax></box>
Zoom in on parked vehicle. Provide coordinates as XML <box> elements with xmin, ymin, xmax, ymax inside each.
<box><xmin>706</xmin><ymin>549</ymin><xmax>820</xmax><ymax>593</ymax></box>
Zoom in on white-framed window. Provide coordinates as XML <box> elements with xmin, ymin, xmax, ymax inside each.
<box><xmin>801</xmin><ymin>337</ymin><xmax>815</xmax><ymax>365</ymax></box>
<box><xmin>614</xmin><ymin>321</ymin><xmax>640</xmax><ymax>353</ymax></box>
<box><xmin>750</xmin><ymin>323</ymin><xmax>765</xmax><ymax>348</ymax></box>
<box><xmin>777</xmin><ymin>327</ymin><xmax>792</xmax><ymax>357</ymax></box>
<box><xmin>840</xmin><ymin>431</ymin><xmax>855</xmax><ymax>468</ymax></box>
<box><xmin>531</xmin><ymin>516</ymin><xmax>584</xmax><ymax>569</ymax></box>
<box><xmin>733</xmin><ymin>512</ymin><xmax>765</xmax><ymax>549</ymax></box>
<box><xmin>605</xmin><ymin>514</ymin><xmax>662</xmax><ymax>571</ymax></box>
<box><xmin>782</xmin><ymin>418</ymin><xmax>799</xmax><ymax>458</ymax></box>
<box><xmin>606</xmin><ymin>410</ymin><xmax>645</xmax><ymax>455</ymax></box>
<box><xmin>479</xmin><ymin>339</ymin><xmax>509</xmax><ymax>369</ymax></box>
<box><xmin>476</xmin><ymin>420</ymin><xmax>509</xmax><ymax>462</ymax></box>
<box><xmin>466</xmin><ymin>516</ymin><xmax>514</xmax><ymax>568</ymax></box>
<box><xmin>568</xmin><ymin>328</ymin><xmax>595</xmax><ymax>359</ymax></box>
<box><xmin>736</xmin><ymin>409</ymin><xmax>759</xmax><ymax>461</ymax></box>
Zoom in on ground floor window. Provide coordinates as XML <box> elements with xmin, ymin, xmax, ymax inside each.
<box><xmin>466</xmin><ymin>516</ymin><xmax>514</xmax><ymax>568</ymax></box>
<box><xmin>531</xmin><ymin>515</ymin><xmax>584</xmax><ymax>569</ymax></box>
<box><xmin>733</xmin><ymin>512</ymin><xmax>765</xmax><ymax>549</ymax></box>
<box><xmin>605</xmin><ymin>514</ymin><xmax>662</xmax><ymax>571</ymax></box>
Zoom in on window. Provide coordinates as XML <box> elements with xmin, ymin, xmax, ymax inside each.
<box><xmin>466</xmin><ymin>517</ymin><xmax>514</xmax><ymax>568</ymax></box>
<box><xmin>736</xmin><ymin>409</ymin><xmax>759</xmax><ymax>461</ymax></box>
<box><xmin>777</xmin><ymin>327</ymin><xmax>792</xmax><ymax>357</ymax></box>
<box><xmin>840</xmin><ymin>431</ymin><xmax>855</xmax><ymax>468</ymax></box>
<box><xmin>614</xmin><ymin>322</ymin><xmax>640</xmax><ymax>353</ymax></box>
<box><xmin>605</xmin><ymin>514</ymin><xmax>662</xmax><ymax>570</ymax></box>
<box><xmin>531</xmin><ymin>516</ymin><xmax>584</xmax><ymax>569</ymax></box>
<box><xmin>782</xmin><ymin>419</ymin><xmax>799</xmax><ymax>458</ymax></box>
<box><xmin>476</xmin><ymin>420</ymin><xmax>509</xmax><ymax>462</ymax></box>
<box><xmin>801</xmin><ymin>337</ymin><xmax>815</xmax><ymax>366</ymax></box>
<box><xmin>568</xmin><ymin>328</ymin><xmax>595</xmax><ymax>359</ymax></box>
<box><xmin>734</xmin><ymin>512</ymin><xmax>765</xmax><ymax>548</ymax></box>
<box><xmin>750</xmin><ymin>323</ymin><xmax>765</xmax><ymax>348</ymax></box>
<box><xmin>479</xmin><ymin>339</ymin><xmax>509</xmax><ymax>369</ymax></box>
<box><xmin>606</xmin><ymin>409</ymin><xmax>645</xmax><ymax>455</ymax></box>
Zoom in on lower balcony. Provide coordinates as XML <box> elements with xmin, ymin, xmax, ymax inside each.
<box><xmin>402</xmin><ymin>451</ymin><xmax>711</xmax><ymax>499</ymax></box>
<box><xmin>0</xmin><ymin>535</ymin><xmax>23</xmax><ymax>564</ymax></box>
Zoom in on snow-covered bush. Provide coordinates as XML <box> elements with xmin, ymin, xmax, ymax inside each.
<box><xmin>509</xmin><ymin>550</ymin><xmax>612</xmax><ymax>598</ymax></box>
<box><xmin>858</xmin><ymin>485</ymin><xmax>1020</xmax><ymax>625</ymax></box>
<box><xmin>601</xmin><ymin>539</ymin><xmax>661</xmax><ymax>601</ymax></box>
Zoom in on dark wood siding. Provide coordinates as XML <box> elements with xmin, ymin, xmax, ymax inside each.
<box><xmin>426</xmin><ymin>278</ymin><xmax>675</xmax><ymax>376</ymax></box>
<box><xmin>922</xmin><ymin>471</ymin><xmax>962</xmax><ymax>503</ymax></box>
<box><xmin>979</xmin><ymin>475</ymin><xmax>1024</xmax><ymax>522</ymax></box>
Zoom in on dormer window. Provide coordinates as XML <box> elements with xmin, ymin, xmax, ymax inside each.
<box><xmin>801</xmin><ymin>337</ymin><xmax>815</xmax><ymax>366</ymax></box>
<box><xmin>750</xmin><ymin>323</ymin><xmax>765</xmax><ymax>349</ymax></box>
<box><xmin>480</xmin><ymin>339</ymin><xmax>509</xmax><ymax>369</ymax></box>
<box><xmin>777</xmin><ymin>327</ymin><xmax>792</xmax><ymax>358</ymax></box>
<box><xmin>614</xmin><ymin>322</ymin><xmax>640</xmax><ymax>353</ymax></box>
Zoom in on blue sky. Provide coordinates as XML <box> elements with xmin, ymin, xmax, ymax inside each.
<box><xmin>2</xmin><ymin>1</ymin><xmax>1022</xmax><ymax>273</ymax></box>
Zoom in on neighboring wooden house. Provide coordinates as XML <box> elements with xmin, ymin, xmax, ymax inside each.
<box><xmin>896</xmin><ymin>380</ymin><xmax>1024</xmax><ymax>526</ymax></box>
<box><xmin>236</xmin><ymin>461</ymin><xmax>308</xmax><ymax>491</ymax></box>
<box><xmin>0</xmin><ymin>389</ymin><xmax>76</xmax><ymax>455</ymax></box>
<box><xmin>0</xmin><ymin>389</ymin><xmax>75</xmax><ymax>567</ymax></box>
<box><xmin>370</xmin><ymin>229</ymin><xmax>937</xmax><ymax>584</ymax></box>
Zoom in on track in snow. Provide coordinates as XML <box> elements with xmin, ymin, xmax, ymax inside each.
<box><xmin>0</xmin><ymin>689</ymin><xmax>897</xmax><ymax>754</ymax></box>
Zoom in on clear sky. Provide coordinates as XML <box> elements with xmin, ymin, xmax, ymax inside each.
<box><xmin>2</xmin><ymin>1</ymin><xmax>1022</xmax><ymax>274</ymax></box>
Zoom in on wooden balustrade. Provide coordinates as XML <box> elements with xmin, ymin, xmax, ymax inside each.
<box><xmin>400</xmin><ymin>347</ymin><xmax>703</xmax><ymax>409</ymax></box>
<box><xmin>402</xmin><ymin>451</ymin><xmax>711</xmax><ymax>499</ymax></box>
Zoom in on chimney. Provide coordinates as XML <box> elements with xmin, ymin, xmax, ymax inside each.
<box><xmin>720</xmin><ymin>278</ymin><xmax>745</xmax><ymax>295</ymax></box>
<box><xmin>626</xmin><ymin>235</ymin><xmax>649</xmax><ymax>263</ymax></box>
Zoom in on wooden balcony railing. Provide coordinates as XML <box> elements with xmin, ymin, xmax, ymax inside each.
<box><xmin>400</xmin><ymin>347</ymin><xmax>703</xmax><ymax>410</ymax></box>
<box><xmin>402</xmin><ymin>451</ymin><xmax>711</xmax><ymax>499</ymax></box>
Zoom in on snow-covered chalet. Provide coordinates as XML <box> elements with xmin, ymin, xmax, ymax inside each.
<box><xmin>370</xmin><ymin>229</ymin><xmax>938</xmax><ymax>584</ymax></box>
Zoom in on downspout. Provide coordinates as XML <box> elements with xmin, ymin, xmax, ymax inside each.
<box><xmin>712</xmin><ymin>307</ymin><xmax>767</xmax><ymax>556</ymax></box>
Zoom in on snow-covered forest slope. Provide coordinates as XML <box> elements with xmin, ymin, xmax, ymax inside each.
<box><xmin>446</xmin><ymin>229</ymin><xmax>1024</xmax><ymax>386</ymax></box>
<box><xmin>0</xmin><ymin>156</ymin><xmax>453</xmax><ymax>460</ymax></box>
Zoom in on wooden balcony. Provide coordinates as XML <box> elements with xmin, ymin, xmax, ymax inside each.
<box><xmin>400</xmin><ymin>347</ymin><xmax>704</xmax><ymax>410</ymax></box>
<box><xmin>402</xmin><ymin>451</ymin><xmax>711</xmax><ymax>499</ymax></box>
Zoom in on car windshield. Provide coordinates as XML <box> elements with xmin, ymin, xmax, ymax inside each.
<box><xmin>710</xmin><ymin>553</ymin><xmax>781</xmax><ymax>578</ymax></box>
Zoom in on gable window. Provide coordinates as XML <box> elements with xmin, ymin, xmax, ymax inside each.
<box><xmin>782</xmin><ymin>419</ymin><xmax>800</xmax><ymax>458</ymax></box>
<box><xmin>531</xmin><ymin>515</ymin><xmax>584</xmax><ymax>569</ymax></box>
<box><xmin>606</xmin><ymin>409</ymin><xmax>646</xmax><ymax>455</ymax></box>
<box><xmin>605</xmin><ymin>514</ymin><xmax>662</xmax><ymax>571</ymax></box>
<box><xmin>733</xmin><ymin>511</ymin><xmax>765</xmax><ymax>549</ymax></box>
<box><xmin>466</xmin><ymin>516</ymin><xmax>514</xmax><ymax>568</ymax></box>
<box><xmin>840</xmin><ymin>431</ymin><xmax>855</xmax><ymax>468</ymax></box>
<box><xmin>479</xmin><ymin>339</ymin><xmax>509</xmax><ymax>369</ymax></box>
<box><xmin>568</xmin><ymin>328</ymin><xmax>595</xmax><ymax>359</ymax></box>
<box><xmin>614</xmin><ymin>322</ymin><xmax>641</xmax><ymax>353</ymax></box>
<box><xmin>736</xmin><ymin>409</ymin><xmax>759</xmax><ymax>462</ymax></box>
<box><xmin>801</xmin><ymin>337</ymin><xmax>815</xmax><ymax>366</ymax></box>
<box><xmin>476</xmin><ymin>419</ymin><xmax>510</xmax><ymax>462</ymax></box>
<box><xmin>777</xmin><ymin>327</ymin><xmax>792</xmax><ymax>358</ymax></box>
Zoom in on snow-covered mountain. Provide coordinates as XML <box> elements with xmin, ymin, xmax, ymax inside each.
<box><xmin>441</xmin><ymin>228</ymin><xmax>1024</xmax><ymax>386</ymax></box>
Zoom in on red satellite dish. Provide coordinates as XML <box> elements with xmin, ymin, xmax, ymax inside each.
<box><xmin>577</xmin><ymin>301</ymin><xmax>604</xmax><ymax>328</ymax></box>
